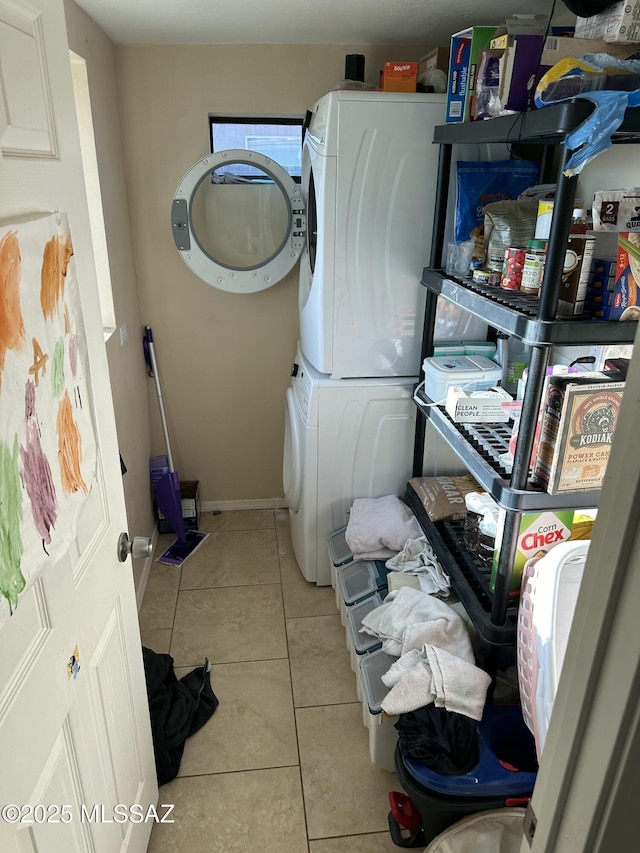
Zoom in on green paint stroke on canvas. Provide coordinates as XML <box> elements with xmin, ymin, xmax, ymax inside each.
<box><xmin>52</xmin><ymin>337</ymin><xmax>65</xmax><ymax>397</ymax></box>
<box><xmin>0</xmin><ymin>436</ymin><xmax>26</xmax><ymax>613</ymax></box>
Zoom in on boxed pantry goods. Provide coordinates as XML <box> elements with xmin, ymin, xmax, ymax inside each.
<box><xmin>575</xmin><ymin>1</ymin><xmax>640</xmax><ymax>43</ymax></box>
<box><xmin>531</xmin><ymin>374</ymin><xmax>625</xmax><ymax>494</ymax></box>
<box><xmin>490</xmin><ymin>509</ymin><xmax>596</xmax><ymax>594</ymax></box>
<box><xmin>609</xmin><ymin>232</ymin><xmax>640</xmax><ymax>320</ymax></box>
<box><xmin>592</xmin><ymin>188</ymin><xmax>640</xmax><ymax>231</ymax></box>
<box><xmin>446</xmin><ymin>26</ymin><xmax>497</xmax><ymax>122</ymax></box>
<box><xmin>445</xmin><ymin>385</ymin><xmax>512</xmax><ymax>423</ymax></box>
<box><xmin>380</xmin><ymin>61</ymin><xmax>418</xmax><ymax>92</ymax></box>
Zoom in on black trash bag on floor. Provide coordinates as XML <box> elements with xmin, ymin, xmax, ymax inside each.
<box><xmin>142</xmin><ymin>646</ymin><xmax>219</xmax><ymax>785</ymax></box>
<box><xmin>395</xmin><ymin>705</ymin><xmax>479</xmax><ymax>775</ymax></box>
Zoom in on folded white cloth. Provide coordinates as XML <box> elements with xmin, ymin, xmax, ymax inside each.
<box><xmin>425</xmin><ymin>645</ymin><xmax>491</xmax><ymax>720</ymax></box>
<box><xmin>385</xmin><ymin>537</ymin><xmax>450</xmax><ymax>596</ymax></box>
<box><xmin>381</xmin><ymin>644</ymin><xmax>491</xmax><ymax>719</ymax></box>
<box><xmin>360</xmin><ymin>586</ymin><xmax>473</xmax><ymax>660</ymax></box>
<box><xmin>345</xmin><ymin>496</ymin><xmax>421</xmax><ymax>558</ymax></box>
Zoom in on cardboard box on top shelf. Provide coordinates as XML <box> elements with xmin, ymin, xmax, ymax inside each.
<box><xmin>381</xmin><ymin>61</ymin><xmax>418</xmax><ymax>92</ymax></box>
<box><xmin>419</xmin><ymin>46</ymin><xmax>449</xmax><ymax>77</ymax></box>
<box><xmin>446</xmin><ymin>26</ymin><xmax>497</xmax><ymax>122</ymax></box>
<box><xmin>575</xmin><ymin>1</ymin><xmax>640</xmax><ymax>44</ymax></box>
<box><xmin>496</xmin><ymin>34</ymin><xmax>545</xmax><ymax>112</ymax></box>
<box><xmin>541</xmin><ymin>35</ymin><xmax>638</xmax><ymax>65</ymax></box>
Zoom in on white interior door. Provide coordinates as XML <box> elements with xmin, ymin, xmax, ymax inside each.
<box><xmin>0</xmin><ymin>2</ymin><xmax>157</xmax><ymax>852</ymax></box>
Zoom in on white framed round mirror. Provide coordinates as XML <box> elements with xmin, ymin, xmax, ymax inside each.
<box><xmin>171</xmin><ymin>149</ymin><xmax>305</xmax><ymax>293</ymax></box>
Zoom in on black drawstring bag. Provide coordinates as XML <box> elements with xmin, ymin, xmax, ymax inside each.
<box><xmin>395</xmin><ymin>704</ymin><xmax>480</xmax><ymax>776</ymax></box>
<box><xmin>142</xmin><ymin>646</ymin><xmax>219</xmax><ymax>785</ymax></box>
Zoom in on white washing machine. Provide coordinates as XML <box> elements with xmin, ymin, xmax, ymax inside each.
<box><xmin>283</xmin><ymin>345</ymin><xmax>463</xmax><ymax>585</ymax></box>
<box><xmin>299</xmin><ymin>89</ymin><xmax>447</xmax><ymax>379</ymax></box>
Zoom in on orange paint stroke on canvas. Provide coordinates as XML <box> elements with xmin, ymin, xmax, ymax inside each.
<box><xmin>41</xmin><ymin>233</ymin><xmax>73</xmax><ymax>319</ymax></box>
<box><xmin>57</xmin><ymin>390</ymin><xmax>87</xmax><ymax>494</ymax></box>
<box><xmin>29</xmin><ymin>337</ymin><xmax>48</xmax><ymax>386</ymax></box>
<box><xmin>0</xmin><ymin>231</ymin><xmax>26</xmax><ymax>388</ymax></box>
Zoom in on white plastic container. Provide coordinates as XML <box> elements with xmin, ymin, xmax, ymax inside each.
<box><xmin>328</xmin><ymin>525</ymin><xmax>353</xmax><ymax>592</ymax></box>
<box><xmin>336</xmin><ymin>559</ymin><xmax>388</xmax><ymax>626</ymax></box>
<box><xmin>346</xmin><ymin>594</ymin><xmax>383</xmax><ymax>672</ymax></box>
<box><xmin>359</xmin><ymin>649</ymin><xmax>399</xmax><ymax>772</ymax></box>
<box><xmin>422</xmin><ymin>355</ymin><xmax>501</xmax><ymax>403</ymax></box>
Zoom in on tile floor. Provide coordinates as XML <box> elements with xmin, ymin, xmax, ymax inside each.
<box><xmin>139</xmin><ymin>509</ymin><xmax>404</xmax><ymax>852</ymax></box>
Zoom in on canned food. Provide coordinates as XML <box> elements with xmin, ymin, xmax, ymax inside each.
<box><xmin>501</xmin><ymin>248</ymin><xmax>525</xmax><ymax>290</ymax></box>
<box><xmin>472</xmin><ymin>268</ymin><xmax>501</xmax><ymax>286</ymax></box>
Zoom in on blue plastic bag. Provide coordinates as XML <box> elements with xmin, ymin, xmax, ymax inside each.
<box><xmin>455</xmin><ymin>160</ymin><xmax>540</xmax><ymax>260</ymax></box>
<box><xmin>535</xmin><ymin>54</ymin><xmax>640</xmax><ymax>176</ymax></box>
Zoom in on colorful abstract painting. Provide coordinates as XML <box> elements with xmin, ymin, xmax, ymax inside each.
<box><xmin>0</xmin><ymin>213</ymin><xmax>96</xmax><ymax>622</ymax></box>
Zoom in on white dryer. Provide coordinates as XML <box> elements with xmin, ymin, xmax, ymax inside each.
<box><xmin>283</xmin><ymin>345</ymin><xmax>463</xmax><ymax>585</ymax></box>
<box><xmin>299</xmin><ymin>90</ymin><xmax>446</xmax><ymax>379</ymax></box>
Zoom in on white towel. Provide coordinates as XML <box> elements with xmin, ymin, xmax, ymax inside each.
<box><xmin>385</xmin><ymin>537</ymin><xmax>451</xmax><ymax>596</ymax></box>
<box><xmin>360</xmin><ymin>586</ymin><xmax>472</xmax><ymax>660</ymax></box>
<box><xmin>424</xmin><ymin>645</ymin><xmax>491</xmax><ymax>721</ymax></box>
<box><xmin>345</xmin><ymin>495</ymin><xmax>421</xmax><ymax>558</ymax></box>
<box><xmin>380</xmin><ymin>644</ymin><xmax>491</xmax><ymax>720</ymax></box>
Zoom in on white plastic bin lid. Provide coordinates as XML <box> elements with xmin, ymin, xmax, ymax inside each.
<box><xmin>359</xmin><ymin>648</ymin><xmax>396</xmax><ymax>713</ymax></box>
<box><xmin>423</xmin><ymin>355</ymin><xmax>501</xmax><ymax>380</ymax></box>
<box><xmin>517</xmin><ymin>540</ymin><xmax>589</xmax><ymax>760</ymax></box>
<box><xmin>347</xmin><ymin>594</ymin><xmax>383</xmax><ymax>654</ymax></box>
<box><xmin>328</xmin><ymin>526</ymin><xmax>353</xmax><ymax>567</ymax></box>
<box><xmin>337</xmin><ymin>559</ymin><xmax>386</xmax><ymax>605</ymax></box>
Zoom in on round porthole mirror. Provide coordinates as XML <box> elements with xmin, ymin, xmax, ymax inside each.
<box><xmin>171</xmin><ymin>149</ymin><xmax>306</xmax><ymax>293</ymax></box>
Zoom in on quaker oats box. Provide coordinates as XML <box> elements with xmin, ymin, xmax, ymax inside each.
<box><xmin>532</xmin><ymin>375</ymin><xmax>625</xmax><ymax>494</ymax></box>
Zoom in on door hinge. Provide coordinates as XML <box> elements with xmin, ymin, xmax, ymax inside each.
<box><xmin>523</xmin><ymin>802</ymin><xmax>537</xmax><ymax>846</ymax></box>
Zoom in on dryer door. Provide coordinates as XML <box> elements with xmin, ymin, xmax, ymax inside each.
<box><xmin>171</xmin><ymin>150</ymin><xmax>305</xmax><ymax>293</ymax></box>
<box><xmin>283</xmin><ymin>387</ymin><xmax>302</xmax><ymax>511</ymax></box>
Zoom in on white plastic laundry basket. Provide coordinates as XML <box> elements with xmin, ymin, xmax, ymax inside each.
<box><xmin>516</xmin><ymin>540</ymin><xmax>589</xmax><ymax>761</ymax></box>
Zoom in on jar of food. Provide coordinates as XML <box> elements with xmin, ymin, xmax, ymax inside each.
<box><xmin>520</xmin><ymin>239</ymin><xmax>547</xmax><ymax>295</ymax></box>
<box><xmin>501</xmin><ymin>247</ymin><xmax>525</xmax><ymax>290</ymax></box>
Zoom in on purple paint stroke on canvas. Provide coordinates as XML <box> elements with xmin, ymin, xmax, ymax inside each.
<box><xmin>69</xmin><ymin>333</ymin><xmax>79</xmax><ymax>379</ymax></box>
<box><xmin>20</xmin><ymin>381</ymin><xmax>57</xmax><ymax>553</ymax></box>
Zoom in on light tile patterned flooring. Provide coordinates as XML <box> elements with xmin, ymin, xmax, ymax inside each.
<box><xmin>139</xmin><ymin>509</ymin><xmax>403</xmax><ymax>852</ymax></box>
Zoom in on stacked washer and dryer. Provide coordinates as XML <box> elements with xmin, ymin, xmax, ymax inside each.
<box><xmin>283</xmin><ymin>89</ymin><xmax>473</xmax><ymax>585</ymax></box>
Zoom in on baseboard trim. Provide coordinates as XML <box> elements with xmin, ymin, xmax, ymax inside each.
<box><xmin>200</xmin><ymin>498</ymin><xmax>288</xmax><ymax>513</ymax></box>
<box><xmin>136</xmin><ymin>525</ymin><xmax>159</xmax><ymax>613</ymax></box>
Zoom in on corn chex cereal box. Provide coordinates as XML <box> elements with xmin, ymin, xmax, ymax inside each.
<box><xmin>490</xmin><ymin>509</ymin><xmax>579</xmax><ymax>595</ymax></box>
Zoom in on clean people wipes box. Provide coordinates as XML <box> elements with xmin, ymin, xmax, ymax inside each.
<box><xmin>445</xmin><ymin>385</ymin><xmax>513</xmax><ymax>422</ymax></box>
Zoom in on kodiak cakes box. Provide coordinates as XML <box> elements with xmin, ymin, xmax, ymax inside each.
<box><xmin>532</xmin><ymin>375</ymin><xmax>625</xmax><ymax>494</ymax></box>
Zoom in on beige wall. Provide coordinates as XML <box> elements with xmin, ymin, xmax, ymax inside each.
<box><xmin>64</xmin><ymin>0</ymin><xmax>155</xmax><ymax>591</ymax></box>
<box><xmin>114</xmin><ymin>43</ymin><xmax>438</xmax><ymax>504</ymax></box>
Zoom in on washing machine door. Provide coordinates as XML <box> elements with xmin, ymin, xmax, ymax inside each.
<box><xmin>171</xmin><ymin>150</ymin><xmax>305</xmax><ymax>293</ymax></box>
<box><xmin>283</xmin><ymin>387</ymin><xmax>302</xmax><ymax>511</ymax></box>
